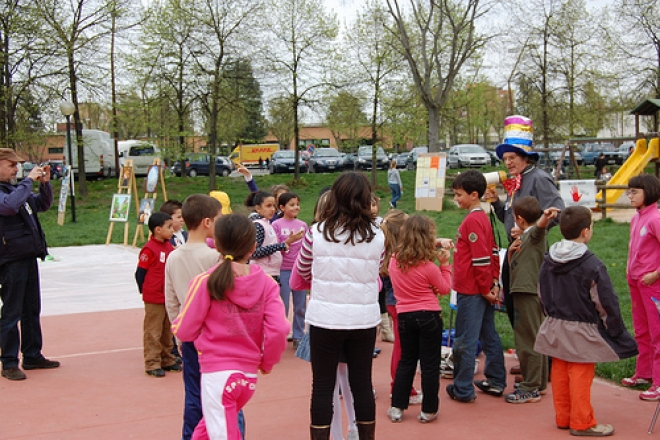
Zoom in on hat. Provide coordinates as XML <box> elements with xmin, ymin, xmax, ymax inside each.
<box><xmin>495</xmin><ymin>115</ymin><xmax>538</xmax><ymax>160</ymax></box>
<box><xmin>0</xmin><ymin>148</ymin><xmax>26</xmax><ymax>163</ymax></box>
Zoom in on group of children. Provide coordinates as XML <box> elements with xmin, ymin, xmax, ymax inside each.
<box><xmin>131</xmin><ymin>163</ymin><xmax>660</xmax><ymax>439</ymax></box>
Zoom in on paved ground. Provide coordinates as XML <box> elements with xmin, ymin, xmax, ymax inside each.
<box><xmin>1</xmin><ymin>245</ymin><xmax>658</xmax><ymax>439</ymax></box>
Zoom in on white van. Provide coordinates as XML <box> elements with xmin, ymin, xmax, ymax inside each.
<box><xmin>117</xmin><ymin>140</ymin><xmax>160</xmax><ymax>176</ymax></box>
<box><xmin>64</xmin><ymin>129</ymin><xmax>116</xmax><ymax>179</ymax></box>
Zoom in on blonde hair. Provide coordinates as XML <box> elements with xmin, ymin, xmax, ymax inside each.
<box><xmin>395</xmin><ymin>215</ymin><xmax>438</xmax><ymax>271</ymax></box>
<box><xmin>380</xmin><ymin>209</ymin><xmax>408</xmax><ymax>276</ymax></box>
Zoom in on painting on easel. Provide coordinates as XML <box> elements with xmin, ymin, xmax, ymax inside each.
<box><xmin>145</xmin><ymin>165</ymin><xmax>159</xmax><ymax>193</ymax></box>
<box><xmin>109</xmin><ymin>194</ymin><xmax>131</xmax><ymax>222</ymax></box>
<box><xmin>119</xmin><ymin>166</ymin><xmax>133</xmax><ymax>189</ymax></box>
<box><xmin>138</xmin><ymin>198</ymin><xmax>155</xmax><ymax>225</ymax></box>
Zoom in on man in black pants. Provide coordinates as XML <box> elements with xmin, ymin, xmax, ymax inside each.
<box><xmin>0</xmin><ymin>149</ymin><xmax>59</xmax><ymax>380</ymax></box>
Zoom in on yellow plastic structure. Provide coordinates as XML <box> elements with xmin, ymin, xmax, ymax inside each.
<box><xmin>599</xmin><ymin>137</ymin><xmax>660</xmax><ymax>205</ymax></box>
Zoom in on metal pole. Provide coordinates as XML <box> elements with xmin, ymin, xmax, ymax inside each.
<box><xmin>65</xmin><ymin>114</ymin><xmax>76</xmax><ymax>222</ymax></box>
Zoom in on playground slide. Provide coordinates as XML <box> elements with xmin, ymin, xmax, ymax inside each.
<box><xmin>599</xmin><ymin>137</ymin><xmax>659</xmax><ymax>205</ymax></box>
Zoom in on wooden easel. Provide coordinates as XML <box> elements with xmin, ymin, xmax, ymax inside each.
<box><xmin>106</xmin><ymin>160</ymin><xmax>139</xmax><ymax>246</ymax></box>
<box><xmin>132</xmin><ymin>158</ymin><xmax>167</xmax><ymax>247</ymax></box>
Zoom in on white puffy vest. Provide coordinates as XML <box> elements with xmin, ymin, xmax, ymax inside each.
<box><xmin>305</xmin><ymin>223</ymin><xmax>384</xmax><ymax>330</ymax></box>
<box><xmin>252</xmin><ymin>216</ymin><xmax>283</xmax><ymax>276</ymax></box>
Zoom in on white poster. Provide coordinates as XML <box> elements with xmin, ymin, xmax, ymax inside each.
<box><xmin>560</xmin><ymin>180</ymin><xmax>597</xmax><ymax>208</ymax></box>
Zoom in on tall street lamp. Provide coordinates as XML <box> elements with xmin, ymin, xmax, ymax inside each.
<box><xmin>59</xmin><ymin>102</ymin><xmax>76</xmax><ymax>222</ymax></box>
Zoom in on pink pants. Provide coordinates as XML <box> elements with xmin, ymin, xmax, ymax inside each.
<box><xmin>193</xmin><ymin>370</ymin><xmax>257</xmax><ymax>440</ymax></box>
<box><xmin>628</xmin><ymin>277</ymin><xmax>660</xmax><ymax>386</ymax></box>
<box><xmin>387</xmin><ymin>305</ymin><xmax>418</xmax><ymax>397</ymax></box>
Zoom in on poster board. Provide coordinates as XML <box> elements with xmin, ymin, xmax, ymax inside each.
<box><xmin>57</xmin><ymin>165</ymin><xmax>74</xmax><ymax>226</ymax></box>
<box><xmin>559</xmin><ymin>180</ymin><xmax>597</xmax><ymax>208</ymax></box>
<box><xmin>132</xmin><ymin>158</ymin><xmax>167</xmax><ymax>247</ymax></box>
<box><xmin>414</xmin><ymin>152</ymin><xmax>447</xmax><ymax>211</ymax></box>
<box><xmin>106</xmin><ymin>160</ymin><xmax>139</xmax><ymax>246</ymax></box>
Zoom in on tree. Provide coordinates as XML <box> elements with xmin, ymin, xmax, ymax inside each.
<box><xmin>382</xmin><ymin>86</ymin><xmax>428</xmax><ymax>151</ymax></box>
<box><xmin>385</xmin><ymin>0</ymin><xmax>493</xmax><ymax>151</ymax></box>
<box><xmin>264</xmin><ymin>0</ymin><xmax>338</xmax><ymax>180</ymax></box>
<box><xmin>325</xmin><ymin>91</ymin><xmax>367</xmax><ymax>153</ymax></box>
<box><xmin>267</xmin><ymin>94</ymin><xmax>295</xmax><ymax>150</ymax></box>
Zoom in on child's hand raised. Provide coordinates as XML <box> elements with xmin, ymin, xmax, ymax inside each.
<box><xmin>538</xmin><ymin>207</ymin><xmax>561</xmax><ymax>229</ymax></box>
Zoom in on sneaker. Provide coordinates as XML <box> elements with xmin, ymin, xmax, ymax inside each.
<box><xmin>445</xmin><ymin>383</ymin><xmax>476</xmax><ymax>403</ymax></box>
<box><xmin>640</xmin><ymin>386</ymin><xmax>660</xmax><ymax>401</ymax></box>
<box><xmin>505</xmin><ymin>388</ymin><xmax>541</xmax><ymax>404</ymax></box>
<box><xmin>292</xmin><ymin>339</ymin><xmax>301</xmax><ymax>349</ymax></box>
<box><xmin>163</xmin><ymin>363</ymin><xmax>182</xmax><ymax>372</ymax></box>
<box><xmin>474</xmin><ymin>379</ymin><xmax>504</xmax><ymax>397</ymax></box>
<box><xmin>569</xmin><ymin>424</ymin><xmax>614</xmax><ymax>436</ymax></box>
<box><xmin>22</xmin><ymin>357</ymin><xmax>60</xmax><ymax>370</ymax></box>
<box><xmin>145</xmin><ymin>368</ymin><xmax>166</xmax><ymax>378</ymax></box>
<box><xmin>621</xmin><ymin>376</ymin><xmax>652</xmax><ymax>387</ymax></box>
<box><xmin>389</xmin><ymin>202</ymin><xmax>394</xmax><ymax>209</ymax></box>
<box><xmin>409</xmin><ymin>392</ymin><xmax>423</xmax><ymax>405</ymax></box>
<box><xmin>1</xmin><ymin>367</ymin><xmax>26</xmax><ymax>381</ymax></box>
<box><xmin>418</xmin><ymin>411</ymin><xmax>437</xmax><ymax>423</ymax></box>
<box><xmin>387</xmin><ymin>406</ymin><xmax>403</xmax><ymax>423</ymax></box>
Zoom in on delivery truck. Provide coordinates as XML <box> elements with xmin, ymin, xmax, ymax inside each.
<box><xmin>229</xmin><ymin>144</ymin><xmax>279</xmax><ymax>167</ymax></box>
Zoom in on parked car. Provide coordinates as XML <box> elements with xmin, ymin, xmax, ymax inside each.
<box><xmin>618</xmin><ymin>141</ymin><xmax>635</xmax><ymax>162</ymax></box>
<box><xmin>395</xmin><ymin>152</ymin><xmax>410</xmax><ymax>169</ymax></box>
<box><xmin>170</xmin><ymin>153</ymin><xmax>234</xmax><ymax>177</ymax></box>
<box><xmin>343</xmin><ymin>153</ymin><xmax>357</xmax><ymax>169</ymax></box>
<box><xmin>546</xmin><ymin>145</ymin><xmax>583</xmax><ymax>166</ymax></box>
<box><xmin>47</xmin><ymin>160</ymin><xmax>65</xmax><ymax>179</ymax></box>
<box><xmin>308</xmin><ymin>148</ymin><xmax>343</xmax><ymax>173</ymax></box>
<box><xmin>268</xmin><ymin>150</ymin><xmax>307</xmax><ymax>174</ymax></box>
<box><xmin>447</xmin><ymin>144</ymin><xmax>490</xmax><ymax>168</ymax></box>
<box><xmin>406</xmin><ymin>151</ymin><xmax>419</xmax><ymax>170</ymax></box>
<box><xmin>487</xmin><ymin>151</ymin><xmax>501</xmax><ymax>166</ymax></box>
<box><xmin>356</xmin><ymin>146</ymin><xmax>389</xmax><ymax>170</ymax></box>
<box><xmin>580</xmin><ymin>143</ymin><xmax>620</xmax><ymax>165</ymax></box>
<box><xmin>21</xmin><ymin>161</ymin><xmax>35</xmax><ymax>179</ymax></box>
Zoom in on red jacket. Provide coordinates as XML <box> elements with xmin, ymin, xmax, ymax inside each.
<box><xmin>137</xmin><ymin>237</ymin><xmax>173</xmax><ymax>304</ymax></box>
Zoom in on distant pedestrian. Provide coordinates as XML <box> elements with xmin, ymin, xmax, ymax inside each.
<box><xmin>387</xmin><ymin>160</ymin><xmax>403</xmax><ymax>209</ymax></box>
<box><xmin>259</xmin><ymin>156</ymin><xmax>264</xmax><ymax>170</ymax></box>
<box><xmin>595</xmin><ymin>153</ymin><xmax>606</xmax><ymax>180</ymax></box>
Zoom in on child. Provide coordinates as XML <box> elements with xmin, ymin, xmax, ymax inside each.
<box><xmin>387</xmin><ymin>160</ymin><xmax>403</xmax><ymax>209</ymax></box>
<box><xmin>446</xmin><ymin>170</ymin><xmax>505</xmax><ymax>402</ymax></box>
<box><xmin>270</xmin><ymin>184</ymin><xmax>290</xmax><ymax>221</ymax></box>
<box><xmin>135</xmin><ymin>212</ymin><xmax>181</xmax><ymax>377</ymax></box>
<box><xmin>160</xmin><ymin>200</ymin><xmax>187</xmax><ymax>248</ymax></box>
<box><xmin>249</xmin><ymin>191</ymin><xmax>303</xmax><ymax>283</ymax></box>
<box><xmin>272</xmin><ymin>192</ymin><xmax>308</xmax><ymax>347</ymax></box>
<box><xmin>165</xmin><ymin>194</ymin><xmax>225</xmax><ymax>440</ymax></box>
<box><xmin>371</xmin><ymin>193</ymin><xmax>392</xmax><ymax>350</ymax></box>
<box><xmin>505</xmin><ymin>196</ymin><xmax>559</xmax><ymax>404</ymax></box>
<box><xmin>535</xmin><ymin>206</ymin><xmax>637</xmax><ymax>436</ymax></box>
<box><xmin>172</xmin><ymin>214</ymin><xmax>289</xmax><ymax>440</ymax></box>
<box><xmin>623</xmin><ymin>174</ymin><xmax>660</xmax><ymax>400</ymax></box>
<box><xmin>387</xmin><ymin>214</ymin><xmax>452</xmax><ymax>423</ymax></box>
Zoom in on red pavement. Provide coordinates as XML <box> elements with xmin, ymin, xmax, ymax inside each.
<box><xmin>1</xmin><ymin>308</ymin><xmax>658</xmax><ymax>440</ymax></box>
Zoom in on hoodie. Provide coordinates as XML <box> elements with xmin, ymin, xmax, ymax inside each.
<box><xmin>534</xmin><ymin>239</ymin><xmax>637</xmax><ymax>363</ymax></box>
<box><xmin>172</xmin><ymin>264</ymin><xmax>289</xmax><ymax>374</ymax></box>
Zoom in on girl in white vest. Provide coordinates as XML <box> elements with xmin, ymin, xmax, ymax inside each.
<box><xmin>294</xmin><ymin>172</ymin><xmax>385</xmax><ymax>440</ymax></box>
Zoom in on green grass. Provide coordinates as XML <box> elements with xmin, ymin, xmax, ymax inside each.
<box><xmin>40</xmin><ymin>166</ymin><xmax>637</xmax><ymax>383</ymax></box>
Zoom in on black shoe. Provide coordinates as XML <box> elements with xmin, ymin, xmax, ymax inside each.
<box><xmin>163</xmin><ymin>363</ymin><xmax>182</xmax><ymax>372</ymax></box>
<box><xmin>292</xmin><ymin>339</ymin><xmax>301</xmax><ymax>349</ymax></box>
<box><xmin>2</xmin><ymin>367</ymin><xmax>26</xmax><ymax>380</ymax></box>
<box><xmin>474</xmin><ymin>379</ymin><xmax>504</xmax><ymax>397</ymax></box>
<box><xmin>445</xmin><ymin>383</ymin><xmax>476</xmax><ymax>403</ymax></box>
<box><xmin>145</xmin><ymin>368</ymin><xmax>166</xmax><ymax>378</ymax></box>
<box><xmin>22</xmin><ymin>357</ymin><xmax>60</xmax><ymax>370</ymax></box>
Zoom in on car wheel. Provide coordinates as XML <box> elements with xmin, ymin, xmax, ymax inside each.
<box><xmin>221</xmin><ymin>168</ymin><xmax>229</xmax><ymax>177</ymax></box>
<box><xmin>103</xmin><ymin>166</ymin><xmax>111</xmax><ymax>178</ymax></box>
<box><xmin>188</xmin><ymin>168</ymin><xmax>198</xmax><ymax>177</ymax></box>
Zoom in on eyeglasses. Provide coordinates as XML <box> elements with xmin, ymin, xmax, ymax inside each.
<box><xmin>626</xmin><ymin>189</ymin><xmax>641</xmax><ymax>197</ymax></box>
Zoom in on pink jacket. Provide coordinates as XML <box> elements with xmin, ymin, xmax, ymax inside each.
<box><xmin>172</xmin><ymin>264</ymin><xmax>289</xmax><ymax>374</ymax></box>
<box><xmin>628</xmin><ymin>203</ymin><xmax>660</xmax><ymax>281</ymax></box>
<box><xmin>389</xmin><ymin>257</ymin><xmax>452</xmax><ymax>314</ymax></box>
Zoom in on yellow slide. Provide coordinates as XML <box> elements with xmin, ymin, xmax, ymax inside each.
<box><xmin>599</xmin><ymin>137</ymin><xmax>660</xmax><ymax>205</ymax></box>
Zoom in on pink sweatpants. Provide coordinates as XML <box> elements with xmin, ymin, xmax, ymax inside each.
<box><xmin>628</xmin><ymin>277</ymin><xmax>660</xmax><ymax>386</ymax></box>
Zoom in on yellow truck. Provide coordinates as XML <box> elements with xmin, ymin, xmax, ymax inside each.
<box><xmin>229</xmin><ymin>144</ymin><xmax>279</xmax><ymax>167</ymax></box>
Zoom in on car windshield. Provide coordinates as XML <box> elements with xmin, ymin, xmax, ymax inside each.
<box><xmin>274</xmin><ymin>151</ymin><xmax>295</xmax><ymax>159</ymax></box>
<box><xmin>457</xmin><ymin>145</ymin><xmax>485</xmax><ymax>154</ymax></box>
<box><xmin>358</xmin><ymin>146</ymin><xmax>386</xmax><ymax>156</ymax></box>
<box><xmin>314</xmin><ymin>149</ymin><xmax>339</xmax><ymax>157</ymax></box>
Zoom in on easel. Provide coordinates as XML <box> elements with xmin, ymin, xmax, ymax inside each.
<box><xmin>106</xmin><ymin>160</ymin><xmax>139</xmax><ymax>246</ymax></box>
<box><xmin>132</xmin><ymin>158</ymin><xmax>167</xmax><ymax>247</ymax></box>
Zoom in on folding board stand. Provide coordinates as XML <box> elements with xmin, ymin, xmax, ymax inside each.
<box><xmin>132</xmin><ymin>158</ymin><xmax>167</xmax><ymax>248</ymax></box>
<box><xmin>106</xmin><ymin>159</ymin><xmax>139</xmax><ymax>246</ymax></box>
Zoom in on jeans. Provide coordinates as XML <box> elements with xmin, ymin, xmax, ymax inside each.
<box><xmin>0</xmin><ymin>258</ymin><xmax>43</xmax><ymax>369</ymax></box>
<box><xmin>391</xmin><ymin>311</ymin><xmax>443</xmax><ymax>414</ymax></box>
<box><xmin>279</xmin><ymin>270</ymin><xmax>307</xmax><ymax>340</ymax></box>
<box><xmin>182</xmin><ymin>342</ymin><xmax>245</xmax><ymax>440</ymax></box>
<box><xmin>309</xmin><ymin>325</ymin><xmax>377</xmax><ymax>426</ymax></box>
<box><xmin>451</xmin><ymin>293</ymin><xmax>506</xmax><ymax>400</ymax></box>
<box><xmin>389</xmin><ymin>183</ymin><xmax>401</xmax><ymax>208</ymax></box>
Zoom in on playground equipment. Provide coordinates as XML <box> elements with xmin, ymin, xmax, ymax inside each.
<box><xmin>598</xmin><ymin>136</ymin><xmax>660</xmax><ymax>205</ymax></box>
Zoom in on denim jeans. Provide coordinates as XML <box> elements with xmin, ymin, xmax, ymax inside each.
<box><xmin>391</xmin><ymin>311</ymin><xmax>443</xmax><ymax>414</ymax></box>
<box><xmin>0</xmin><ymin>258</ymin><xmax>43</xmax><ymax>369</ymax></box>
<box><xmin>389</xmin><ymin>183</ymin><xmax>401</xmax><ymax>208</ymax></box>
<box><xmin>279</xmin><ymin>270</ymin><xmax>307</xmax><ymax>340</ymax></box>
<box><xmin>309</xmin><ymin>325</ymin><xmax>377</xmax><ymax>425</ymax></box>
<box><xmin>451</xmin><ymin>293</ymin><xmax>506</xmax><ymax>400</ymax></box>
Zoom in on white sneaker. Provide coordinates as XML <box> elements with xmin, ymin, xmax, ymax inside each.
<box><xmin>409</xmin><ymin>392</ymin><xmax>423</xmax><ymax>405</ymax></box>
<box><xmin>418</xmin><ymin>411</ymin><xmax>437</xmax><ymax>423</ymax></box>
<box><xmin>387</xmin><ymin>406</ymin><xmax>403</xmax><ymax>422</ymax></box>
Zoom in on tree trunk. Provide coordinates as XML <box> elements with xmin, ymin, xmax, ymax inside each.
<box><xmin>69</xmin><ymin>53</ymin><xmax>87</xmax><ymax>197</ymax></box>
<box><xmin>428</xmin><ymin>105</ymin><xmax>440</xmax><ymax>152</ymax></box>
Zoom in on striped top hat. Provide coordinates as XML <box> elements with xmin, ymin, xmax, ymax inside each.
<box><xmin>495</xmin><ymin>115</ymin><xmax>538</xmax><ymax>160</ymax></box>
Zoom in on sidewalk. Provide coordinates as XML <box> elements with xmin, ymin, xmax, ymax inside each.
<box><xmin>1</xmin><ymin>245</ymin><xmax>657</xmax><ymax>439</ymax></box>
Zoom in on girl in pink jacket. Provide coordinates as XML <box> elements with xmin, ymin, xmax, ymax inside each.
<box><xmin>173</xmin><ymin>214</ymin><xmax>290</xmax><ymax>440</ymax></box>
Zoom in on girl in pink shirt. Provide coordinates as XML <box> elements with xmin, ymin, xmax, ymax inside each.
<box><xmin>172</xmin><ymin>214</ymin><xmax>290</xmax><ymax>440</ymax></box>
<box><xmin>387</xmin><ymin>215</ymin><xmax>452</xmax><ymax>423</ymax></box>
<box><xmin>624</xmin><ymin>174</ymin><xmax>660</xmax><ymax>400</ymax></box>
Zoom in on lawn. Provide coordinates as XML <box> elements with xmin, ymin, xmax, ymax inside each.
<box><xmin>39</xmin><ymin>166</ymin><xmax>637</xmax><ymax>384</ymax></box>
